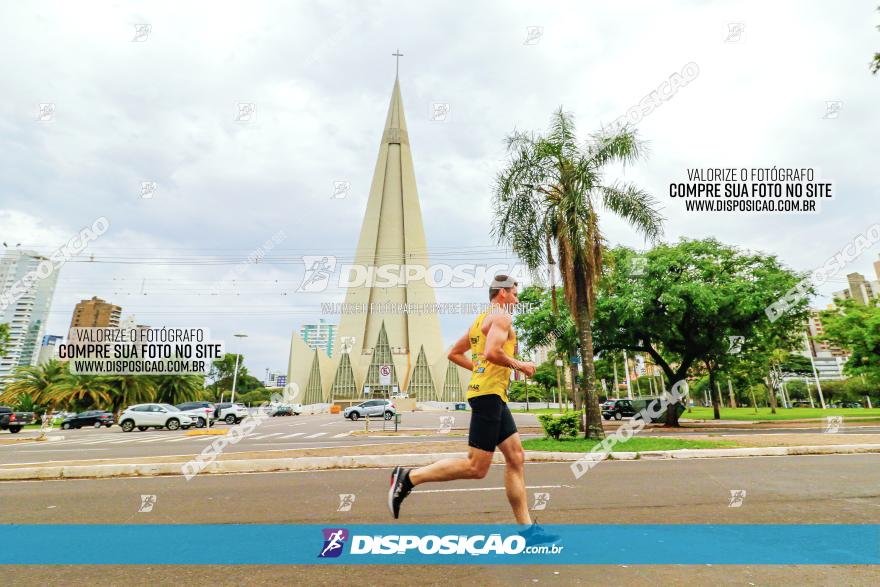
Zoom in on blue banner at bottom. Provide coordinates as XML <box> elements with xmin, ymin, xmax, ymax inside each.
<box><xmin>1</xmin><ymin>524</ymin><xmax>878</xmax><ymax>565</ymax></box>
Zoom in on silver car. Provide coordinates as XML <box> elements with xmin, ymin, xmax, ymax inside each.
<box><xmin>343</xmin><ymin>400</ymin><xmax>395</xmax><ymax>421</ymax></box>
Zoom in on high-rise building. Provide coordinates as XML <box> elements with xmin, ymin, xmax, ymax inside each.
<box><xmin>804</xmin><ymin>308</ymin><xmax>848</xmax><ymax>379</ymax></box>
<box><xmin>287</xmin><ymin>70</ymin><xmax>470</xmax><ymax>403</ymax></box>
<box><xmin>833</xmin><ymin>270</ymin><xmax>880</xmax><ymax>306</ymax></box>
<box><xmin>0</xmin><ymin>250</ymin><xmax>60</xmax><ymax>382</ymax></box>
<box><xmin>299</xmin><ymin>319</ymin><xmax>337</xmax><ymax>358</ymax></box>
<box><xmin>70</xmin><ymin>296</ymin><xmax>122</xmax><ymax>328</ymax></box>
<box><xmin>806</xmin><ymin>309</ymin><xmax>849</xmax><ymax>358</ymax></box>
<box><xmin>38</xmin><ymin>334</ymin><xmax>63</xmax><ymax>365</ymax></box>
<box><xmin>118</xmin><ymin>315</ymin><xmax>150</xmax><ymax>331</ymax></box>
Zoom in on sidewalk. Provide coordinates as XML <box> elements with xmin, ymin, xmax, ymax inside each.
<box><xmin>2</xmin><ymin>433</ymin><xmax>880</xmax><ymax>481</ymax></box>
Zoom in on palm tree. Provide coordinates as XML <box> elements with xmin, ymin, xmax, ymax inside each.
<box><xmin>152</xmin><ymin>374</ymin><xmax>206</xmax><ymax>405</ymax></box>
<box><xmin>0</xmin><ymin>359</ymin><xmax>68</xmax><ymax>407</ymax></box>
<box><xmin>103</xmin><ymin>374</ymin><xmax>156</xmax><ymax>418</ymax></box>
<box><xmin>494</xmin><ymin>108</ymin><xmax>664</xmax><ymax>439</ymax></box>
<box><xmin>43</xmin><ymin>371</ymin><xmax>111</xmax><ymax>411</ymax></box>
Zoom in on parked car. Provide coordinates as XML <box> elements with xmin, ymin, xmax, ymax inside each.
<box><xmin>602</xmin><ymin>399</ymin><xmax>639</xmax><ymax>420</ymax></box>
<box><xmin>343</xmin><ymin>400</ymin><xmax>396</xmax><ymax>421</ymax></box>
<box><xmin>0</xmin><ymin>406</ymin><xmax>35</xmax><ymax>433</ymax></box>
<box><xmin>118</xmin><ymin>403</ymin><xmax>194</xmax><ymax>432</ymax></box>
<box><xmin>839</xmin><ymin>401</ymin><xmax>864</xmax><ymax>409</ymax></box>
<box><xmin>174</xmin><ymin>401</ymin><xmax>216</xmax><ymax>428</ymax></box>
<box><xmin>60</xmin><ymin>411</ymin><xmax>115</xmax><ymax>429</ymax></box>
<box><xmin>214</xmin><ymin>402</ymin><xmax>249</xmax><ymax>424</ymax></box>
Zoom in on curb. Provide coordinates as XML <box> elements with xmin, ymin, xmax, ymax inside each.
<box><xmin>2</xmin><ymin>444</ymin><xmax>879</xmax><ymax>481</ymax></box>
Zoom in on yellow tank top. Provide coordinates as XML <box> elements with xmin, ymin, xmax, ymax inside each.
<box><xmin>466</xmin><ymin>311</ymin><xmax>517</xmax><ymax>402</ymax></box>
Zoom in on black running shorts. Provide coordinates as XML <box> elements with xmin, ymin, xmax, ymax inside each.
<box><xmin>467</xmin><ymin>394</ymin><xmax>518</xmax><ymax>452</ymax></box>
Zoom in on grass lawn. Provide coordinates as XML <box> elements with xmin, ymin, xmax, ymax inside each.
<box><xmin>522</xmin><ymin>436</ymin><xmax>738</xmax><ymax>452</ymax></box>
<box><xmin>512</xmin><ymin>407</ymin><xmax>572</xmax><ymax>415</ymax></box>
<box><xmin>515</xmin><ymin>406</ymin><xmax>880</xmax><ymax>422</ymax></box>
<box><xmin>683</xmin><ymin>406</ymin><xmax>880</xmax><ymax>421</ymax></box>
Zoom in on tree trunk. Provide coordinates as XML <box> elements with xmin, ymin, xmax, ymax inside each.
<box><xmin>575</xmin><ymin>311</ymin><xmax>604</xmax><ymax>440</ymax></box>
<box><xmin>766</xmin><ymin>374</ymin><xmax>778</xmax><ymax>415</ymax></box>
<box><xmin>709</xmin><ymin>365</ymin><xmax>721</xmax><ymax>420</ymax></box>
<box><xmin>569</xmin><ymin>363</ymin><xmax>583</xmax><ymax>430</ymax></box>
<box><xmin>663</xmin><ymin>375</ymin><xmax>686</xmax><ymax>427</ymax></box>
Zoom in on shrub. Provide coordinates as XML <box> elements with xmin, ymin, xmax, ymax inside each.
<box><xmin>537</xmin><ymin>412</ymin><xmax>579</xmax><ymax>440</ymax></box>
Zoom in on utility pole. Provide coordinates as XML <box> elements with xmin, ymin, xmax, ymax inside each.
<box><xmin>623</xmin><ymin>349</ymin><xmax>633</xmax><ymax>399</ymax></box>
<box><xmin>554</xmin><ymin>358</ymin><xmax>564</xmax><ymax>413</ymax></box>
<box><xmin>230</xmin><ymin>333</ymin><xmax>248</xmax><ymax>404</ymax></box>
<box><xmin>727</xmin><ymin>379</ymin><xmax>736</xmax><ymax>408</ymax></box>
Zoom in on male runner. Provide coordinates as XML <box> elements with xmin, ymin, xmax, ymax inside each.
<box><xmin>388</xmin><ymin>275</ymin><xmax>536</xmax><ymax>524</ymax></box>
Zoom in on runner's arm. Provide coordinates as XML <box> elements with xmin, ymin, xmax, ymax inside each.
<box><xmin>447</xmin><ymin>331</ymin><xmax>474</xmax><ymax>371</ymax></box>
<box><xmin>485</xmin><ymin>314</ymin><xmax>535</xmax><ymax>376</ymax></box>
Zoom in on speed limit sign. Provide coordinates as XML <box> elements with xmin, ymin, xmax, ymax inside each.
<box><xmin>379</xmin><ymin>364</ymin><xmax>392</xmax><ymax>385</ymax></box>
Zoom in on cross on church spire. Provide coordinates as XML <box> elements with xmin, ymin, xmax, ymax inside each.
<box><xmin>392</xmin><ymin>49</ymin><xmax>403</xmax><ymax>78</ymax></box>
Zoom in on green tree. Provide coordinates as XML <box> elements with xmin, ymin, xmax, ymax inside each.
<box><xmin>779</xmin><ymin>354</ymin><xmax>814</xmax><ymax>377</ymax></box>
<box><xmin>0</xmin><ymin>322</ymin><xmax>9</xmax><ymax>357</ymax></box>
<box><xmin>593</xmin><ymin>240</ymin><xmax>810</xmax><ymax>424</ymax></box>
<box><xmin>514</xmin><ymin>286</ymin><xmax>578</xmax><ymax>410</ymax></box>
<box><xmin>819</xmin><ymin>301</ymin><xmax>880</xmax><ymax>384</ymax></box>
<box><xmin>102</xmin><ymin>374</ymin><xmax>157</xmax><ymax>417</ymax></box>
<box><xmin>494</xmin><ymin>109</ymin><xmax>664</xmax><ymax>439</ymax></box>
<box><xmin>44</xmin><ymin>371</ymin><xmax>111</xmax><ymax>411</ymax></box>
<box><xmin>0</xmin><ymin>359</ymin><xmax>67</xmax><ymax>407</ymax></box>
<box><xmin>207</xmin><ymin>353</ymin><xmax>260</xmax><ymax>400</ymax></box>
<box><xmin>151</xmin><ymin>374</ymin><xmax>206</xmax><ymax>405</ymax></box>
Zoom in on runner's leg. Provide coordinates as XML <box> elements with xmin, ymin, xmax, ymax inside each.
<box><xmin>408</xmin><ymin>446</ymin><xmax>493</xmax><ymax>485</ymax></box>
<box><xmin>497</xmin><ymin>432</ymin><xmax>531</xmax><ymax>524</ymax></box>
<box><xmin>409</xmin><ymin>395</ymin><xmax>501</xmax><ymax>486</ymax></box>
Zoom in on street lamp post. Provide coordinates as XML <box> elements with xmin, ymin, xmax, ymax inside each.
<box><xmin>230</xmin><ymin>333</ymin><xmax>248</xmax><ymax>404</ymax></box>
<box><xmin>803</xmin><ymin>332</ymin><xmax>826</xmax><ymax>409</ymax></box>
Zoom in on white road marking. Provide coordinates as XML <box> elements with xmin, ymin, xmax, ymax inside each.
<box><xmin>135</xmin><ymin>436</ymin><xmax>180</xmax><ymax>443</ymax></box>
<box><xmin>3</xmin><ymin>449</ymin><xmax>109</xmax><ymax>456</ymax></box>
<box><xmin>77</xmin><ymin>438</ymin><xmax>133</xmax><ymax>445</ymax></box>
<box><xmin>279</xmin><ymin>433</ymin><xmax>305</xmax><ymax>439</ymax></box>
<box><xmin>332</xmin><ymin>432</ymin><xmax>351</xmax><ymax>438</ymax></box>
<box><xmin>304</xmin><ymin>432</ymin><xmax>327</xmax><ymax>438</ymax></box>
<box><xmin>249</xmin><ymin>433</ymin><xmax>285</xmax><ymax>440</ymax></box>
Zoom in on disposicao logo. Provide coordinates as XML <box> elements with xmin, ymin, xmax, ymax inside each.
<box><xmin>318</xmin><ymin>528</ymin><xmax>349</xmax><ymax>558</ymax></box>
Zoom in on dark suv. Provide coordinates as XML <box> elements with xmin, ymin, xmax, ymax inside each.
<box><xmin>602</xmin><ymin>399</ymin><xmax>638</xmax><ymax>420</ymax></box>
<box><xmin>61</xmin><ymin>411</ymin><xmax>115</xmax><ymax>429</ymax></box>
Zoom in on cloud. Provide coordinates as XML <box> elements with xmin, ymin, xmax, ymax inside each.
<box><xmin>1</xmin><ymin>0</ymin><xmax>877</xmax><ymax>374</ymax></box>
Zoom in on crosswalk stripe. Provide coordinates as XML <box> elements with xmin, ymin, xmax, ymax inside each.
<box><xmin>250</xmin><ymin>433</ymin><xmax>284</xmax><ymax>440</ymax></box>
<box><xmin>304</xmin><ymin>432</ymin><xmax>326</xmax><ymax>439</ymax></box>
<box><xmin>332</xmin><ymin>432</ymin><xmax>350</xmax><ymax>438</ymax></box>
<box><xmin>165</xmin><ymin>436</ymin><xmax>200</xmax><ymax>442</ymax></box>
<box><xmin>136</xmin><ymin>436</ymin><xmax>178</xmax><ymax>443</ymax></box>
<box><xmin>279</xmin><ymin>433</ymin><xmax>305</xmax><ymax>439</ymax></box>
<box><xmin>78</xmin><ymin>438</ymin><xmax>130</xmax><ymax>445</ymax></box>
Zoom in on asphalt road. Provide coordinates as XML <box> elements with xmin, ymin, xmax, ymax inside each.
<box><xmin>0</xmin><ymin>411</ymin><xmax>539</xmax><ymax>464</ymax></box>
<box><xmin>3</xmin><ymin>453</ymin><xmax>879</xmax><ymax>585</ymax></box>
<box><xmin>4</xmin><ymin>411</ymin><xmax>880</xmax><ymax>465</ymax></box>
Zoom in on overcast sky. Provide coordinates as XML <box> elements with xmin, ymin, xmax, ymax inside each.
<box><xmin>1</xmin><ymin>0</ymin><xmax>878</xmax><ymax>378</ymax></box>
